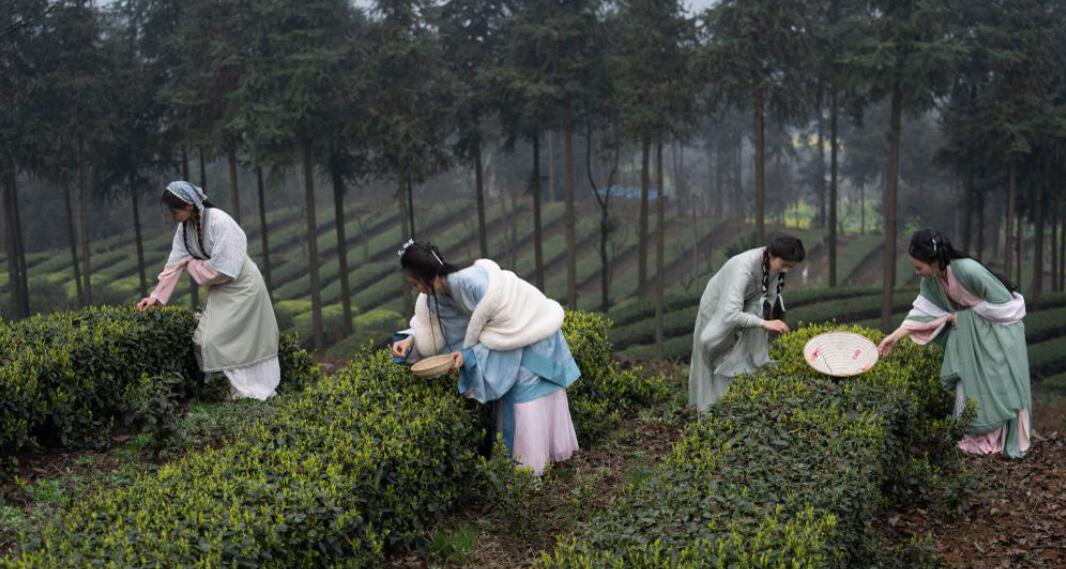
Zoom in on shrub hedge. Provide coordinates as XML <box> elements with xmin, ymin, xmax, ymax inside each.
<box><xmin>1</xmin><ymin>310</ymin><xmax>660</xmax><ymax>568</ymax></box>
<box><xmin>0</xmin><ymin>306</ymin><xmax>318</xmax><ymax>464</ymax></box>
<box><xmin>537</xmin><ymin>323</ymin><xmax>966</xmax><ymax>568</ymax></box>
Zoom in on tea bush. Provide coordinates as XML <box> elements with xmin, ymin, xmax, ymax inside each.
<box><xmin>537</xmin><ymin>324</ymin><xmax>970</xmax><ymax>569</ymax></box>
<box><xmin>563</xmin><ymin>311</ymin><xmax>670</xmax><ymax>445</ymax></box>
<box><xmin>1</xmin><ymin>310</ymin><xmax>649</xmax><ymax>568</ymax></box>
<box><xmin>0</xmin><ymin>306</ymin><xmax>318</xmax><ymax>464</ymax></box>
<box><xmin>2</xmin><ymin>350</ymin><xmax>481</xmax><ymax>569</ymax></box>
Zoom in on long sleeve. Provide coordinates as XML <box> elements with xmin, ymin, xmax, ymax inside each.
<box><xmin>697</xmin><ymin>261</ymin><xmax>762</xmax><ymax>361</ymax></box>
<box><xmin>149</xmin><ymin>261</ymin><xmax>188</xmax><ymax>305</ymax></box>
<box><xmin>902</xmin><ymin>278</ymin><xmax>950</xmax><ymax>345</ymax></box>
<box><xmin>204</xmin><ymin>210</ymin><xmax>248</xmax><ymax>279</ymax></box>
<box><xmin>951</xmin><ymin>259</ymin><xmax>1012</xmax><ymax>304</ymax></box>
<box><xmin>187</xmin><ymin>259</ymin><xmax>231</xmax><ymax>286</ymax></box>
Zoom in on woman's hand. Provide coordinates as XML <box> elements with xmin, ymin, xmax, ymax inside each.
<box><xmin>877</xmin><ymin>331</ymin><xmax>905</xmax><ymax>358</ymax></box>
<box><xmin>946</xmin><ymin>313</ymin><xmax>956</xmax><ymax>327</ymax></box>
<box><xmin>450</xmin><ymin>351</ymin><xmax>464</xmax><ymax>371</ymax></box>
<box><xmin>136</xmin><ymin>297</ymin><xmax>161</xmax><ymax>312</ymax></box>
<box><xmin>392</xmin><ymin>337</ymin><xmax>413</xmax><ymax>358</ymax></box>
<box><xmin>761</xmin><ymin>319</ymin><xmax>790</xmax><ymax>334</ymax></box>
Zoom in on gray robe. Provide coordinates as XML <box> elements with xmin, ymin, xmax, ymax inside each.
<box><xmin>688</xmin><ymin>247</ymin><xmax>780</xmax><ymax>412</ymax></box>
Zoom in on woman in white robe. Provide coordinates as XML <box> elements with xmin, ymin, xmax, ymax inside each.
<box><xmin>688</xmin><ymin>236</ymin><xmax>805</xmax><ymax>412</ymax></box>
<box><xmin>137</xmin><ymin>181</ymin><xmax>280</xmax><ymax>400</ymax></box>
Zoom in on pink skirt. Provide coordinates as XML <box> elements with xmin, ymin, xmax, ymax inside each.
<box><xmin>499</xmin><ymin>389</ymin><xmax>579</xmax><ymax>475</ymax></box>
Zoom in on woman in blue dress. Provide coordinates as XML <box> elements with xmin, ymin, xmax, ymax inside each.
<box><xmin>392</xmin><ymin>241</ymin><xmax>580</xmax><ymax>475</ymax></box>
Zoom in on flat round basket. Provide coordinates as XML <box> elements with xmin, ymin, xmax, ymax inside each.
<box><xmin>803</xmin><ymin>332</ymin><xmax>879</xmax><ymax>377</ymax></box>
<box><xmin>411</xmin><ymin>354</ymin><xmax>455</xmax><ymax>379</ymax></box>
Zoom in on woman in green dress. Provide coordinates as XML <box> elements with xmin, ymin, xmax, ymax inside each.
<box><xmin>878</xmin><ymin>229</ymin><xmax>1031</xmax><ymax>458</ymax></box>
<box><xmin>688</xmin><ymin>235</ymin><xmax>805</xmax><ymax>412</ymax></box>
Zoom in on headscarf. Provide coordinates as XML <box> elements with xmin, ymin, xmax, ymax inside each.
<box><xmin>165</xmin><ymin>181</ymin><xmax>208</xmax><ymax>211</ymax></box>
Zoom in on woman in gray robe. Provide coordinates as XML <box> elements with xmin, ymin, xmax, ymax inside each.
<box><xmin>689</xmin><ymin>236</ymin><xmax>805</xmax><ymax>412</ymax></box>
<box><xmin>137</xmin><ymin>181</ymin><xmax>280</xmax><ymax>400</ymax></box>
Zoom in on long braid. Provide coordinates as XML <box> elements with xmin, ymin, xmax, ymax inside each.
<box><xmin>762</xmin><ymin>249</ymin><xmax>772</xmax><ymax>320</ymax></box>
<box><xmin>762</xmin><ymin>248</ymin><xmax>787</xmax><ymax>320</ymax></box>
<box><xmin>182</xmin><ymin>209</ymin><xmax>211</xmax><ymax>260</ymax></box>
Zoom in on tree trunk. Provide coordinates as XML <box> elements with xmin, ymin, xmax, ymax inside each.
<box><xmin>829</xmin><ymin>88</ymin><xmax>840</xmax><ymax>287</ymax></box>
<box><xmin>564</xmin><ymin>112</ymin><xmax>577</xmax><ymax>308</ymax></box>
<box><xmin>1050</xmin><ymin>192</ymin><xmax>1058</xmax><ymax>294</ymax></box>
<box><xmin>1016</xmin><ymin>213</ymin><xmax>1022</xmax><ymax>286</ymax></box>
<box><xmin>11</xmin><ymin>178</ymin><xmax>27</xmax><ymax>316</ymax></box>
<box><xmin>654</xmin><ymin>141</ymin><xmax>666</xmax><ymax>358</ymax></box>
<box><xmin>638</xmin><ymin>138</ymin><xmax>650</xmax><ymax>299</ymax></box>
<box><xmin>599</xmin><ymin>201</ymin><xmax>610</xmax><ymax>312</ymax></box>
<box><xmin>181</xmin><ymin>145</ymin><xmax>190</xmax><ymax>180</ymax></box>
<box><xmin>1004</xmin><ymin>156</ymin><xmax>1017</xmax><ymax>274</ymax></box>
<box><xmin>63</xmin><ymin>184</ymin><xmax>84</xmax><ymax>306</ymax></box>
<box><xmin>753</xmin><ymin>83</ymin><xmax>766</xmax><ymax>244</ymax></box>
<box><xmin>712</xmin><ymin>142</ymin><xmax>724</xmax><ymax>217</ymax></box>
<box><xmin>962</xmin><ymin>161</ymin><xmax>975</xmax><ymax>253</ymax></box>
<box><xmin>3</xmin><ymin>170</ymin><xmax>27</xmax><ymax>317</ymax></box>
<box><xmin>256</xmin><ymin>167</ymin><xmax>273</xmax><ymax>298</ymax></box>
<box><xmin>816</xmin><ymin>90</ymin><xmax>827</xmax><ymax>228</ymax></box>
<box><xmin>976</xmin><ymin>188</ymin><xmax>985</xmax><ymax>259</ymax></box>
<box><xmin>407</xmin><ymin>172</ymin><xmax>417</xmax><ymax>240</ymax></box>
<box><xmin>532</xmin><ymin>133</ymin><xmax>544</xmax><ymax>288</ymax></box>
<box><xmin>548</xmin><ymin>131</ymin><xmax>557</xmax><ymax>202</ymax></box>
<box><xmin>227</xmin><ymin>144</ymin><xmax>241</xmax><ymax>224</ymax></box>
<box><xmin>192</xmin><ymin>147</ymin><xmax>206</xmax><ymax>311</ymax></box>
<box><xmin>1059</xmin><ymin>195</ymin><xmax>1065</xmax><ymax>291</ymax></box>
<box><xmin>331</xmin><ymin>164</ymin><xmax>353</xmax><ymax>337</ymax></box>
<box><xmin>860</xmin><ymin>184</ymin><xmax>866</xmax><ymax>235</ymax></box>
<box><xmin>303</xmin><ymin>144</ymin><xmax>323</xmax><ymax>351</ymax></box>
<box><xmin>880</xmin><ymin>82</ymin><xmax>902</xmax><ymax>333</ymax></box>
<box><xmin>130</xmin><ymin>176</ymin><xmax>147</xmax><ymax>299</ymax></box>
<box><xmin>474</xmin><ymin>137</ymin><xmax>488</xmax><ymax>258</ymax></box>
<box><xmin>734</xmin><ymin>137</ymin><xmax>742</xmax><ymax>218</ymax></box>
<box><xmin>1032</xmin><ymin>179</ymin><xmax>1045</xmax><ymax>305</ymax></box>
<box><xmin>77</xmin><ymin>138</ymin><xmax>92</xmax><ymax>305</ymax></box>
<box><xmin>398</xmin><ymin>168</ymin><xmax>413</xmax><ymax>317</ymax></box>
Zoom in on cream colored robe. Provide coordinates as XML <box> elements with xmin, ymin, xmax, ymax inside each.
<box><xmin>688</xmin><ymin>247</ymin><xmax>780</xmax><ymax>412</ymax></box>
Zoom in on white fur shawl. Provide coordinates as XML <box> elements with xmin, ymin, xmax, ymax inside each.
<box><xmin>410</xmin><ymin>259</ymin><xmax>565</xmax><ymax>355</ymax></box>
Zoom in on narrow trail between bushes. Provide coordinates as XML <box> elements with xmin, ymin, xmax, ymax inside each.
<box><xmin>885</xmin><ymin>397</ymin><xmax>1066</xmax><ymax>569</ymax></box>
<box><xmin>384</xmin><ymin>366</ymin><xmax>692</xmax><ymax>569</ymax></box>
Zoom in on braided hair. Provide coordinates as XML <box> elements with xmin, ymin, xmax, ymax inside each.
<box><xmin>908</xmin><ymin>229</ymin><xmax>1015</xmax><ymax>293</ymax></box>
<box><xmin>162</xmin><ymin>190</ymin><xmax>214</xmax><ymax>260</ymax></box>
<box><xmin>762</xmin><ymin>235</ymin><xmax>805</xmax><ymax>320</ymax></box>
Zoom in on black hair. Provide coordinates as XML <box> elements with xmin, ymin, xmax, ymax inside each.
<box><xmin>768</xmin><ymin>235</ymin><xmax>806</xmax><ymax>263</ymax></box>
<box><xmin>400</xmin><ymin>241</ymin><xmax>461</xmax><ymax>352</ymax></box>
<box><xmin>761</xmin><ymin>235</ymin><xmax>804</xmax><ymax>321</ymax></box>
<box><xmin>161</xmin><ymin>189</ymin><xmax>215</xmax><ymax>260</ymax></box>
<box><xmin>400</xmin><ymin>241</ymin><xmax>460</xmax><ymax>289</ymax></box>
<box><xmin>908</xmin><ymin>229</ymin><xmax>1015</xmax><ymax>293</ymax></box>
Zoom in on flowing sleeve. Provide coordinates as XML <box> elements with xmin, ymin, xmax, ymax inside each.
<box><xmin>451</xmin><ymin>267</ymin><xmax>524</xmax><ymax>404</ymax></box>
<box><xmin>952</xmin><ymin>259</ymin><xmax>1012</xmax><ymax>304</ymax></box>
<box><xmin>697</xmin><ymin>261</ymin><xmax>761</xmax><ymax>356</ymax></box>
<box><xmin>902</xmin><ymin>278</ymin><xmax>950</xmax><ymax>345</ymax></box>
<box><xmin>187</xmin><ymin>259</ymin><xmax>231</xmax><ymax>286</ymax></box>
<box><xmin>165</xmin><ymin>225</ymin><xmax>192</xmax><ymax>266</ymax></box>
<box><xmin>148</xmin><ymin>226</ymin><xmax>194</xmax><ymax>304</ymax></box>
<box><xmin>148</xmin><ymin>261</ymin><xmax>187</xmax><ymax>305</ymax></box>
<box><xmin>206</xmin><ymin>210</ymin><xmax>247</xmax><ymax>279</ymax></box>
<box><xmin>950</xmin><ymin>259</ymin><xmax>1026</xmax><ymax>324</ymax></box>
